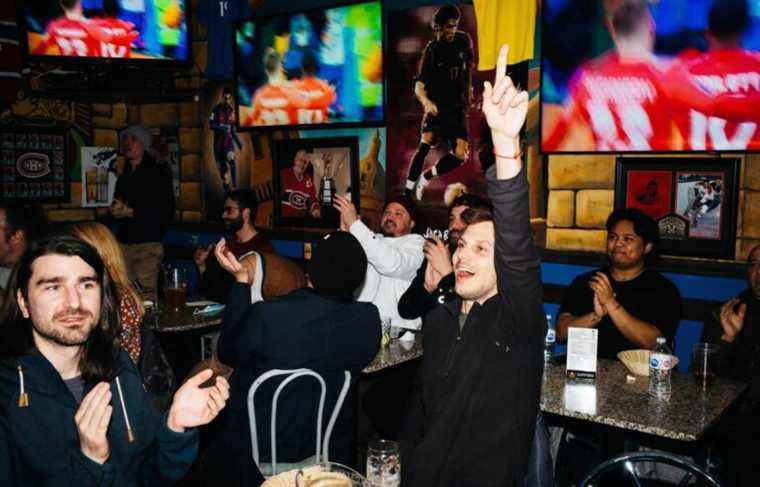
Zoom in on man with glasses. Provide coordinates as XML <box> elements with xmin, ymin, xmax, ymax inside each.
<box><xmin>701</xmin><ymin>244</ymin><xmax>760</xmax><ymax>486</ymax></box>
<box><xmin>404</xmin><ymin>4</ymin><xmax>474</xmax><ymax>201</ymax></box>
<box><xmin>194</xmin><ymin>189</ymin><xmax>272</xmax><ymax>303</ymax></box>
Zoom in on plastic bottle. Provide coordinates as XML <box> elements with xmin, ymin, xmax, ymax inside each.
<box><xmin>648</xmin><ymin>337</ymin><xmax>673</xmax><ymax>400</ymax></box>
<box><xmin>544</xmin><ymin>314</ymin><xmax>556</xmax><ymax>363</ymax></box>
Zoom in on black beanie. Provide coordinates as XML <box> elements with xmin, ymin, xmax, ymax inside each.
<box><xmin>384</xmin><ymin>194</ymin><xmax>418</xmax><ymax>223</ymax></box>
<box><xmin>308</xmin><ymin>231</ymin><xmax>367</xmax><ymax>298</ymax></box>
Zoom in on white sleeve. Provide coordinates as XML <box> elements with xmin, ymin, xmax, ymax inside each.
<box><xmin>349</xmin><ymin>220</ymin><xmax>424</xmax><ymax>280</ymax></box>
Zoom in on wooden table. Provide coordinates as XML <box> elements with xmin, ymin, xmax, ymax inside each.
<box><xmin>146</xmin><ymin>302</ymin><xmax>224</xmax><ymax>332</ymax></box>
<box><xmin>540</xmin><ymin>359</ymin><xmax>747</xmax><ymax>441</ymax></box>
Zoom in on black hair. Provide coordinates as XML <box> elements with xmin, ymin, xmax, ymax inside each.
<box><xmin>450</xmin><ymin>193</ymin><xmax>492</xmax><ymax>213</ymax></box>
<box><xmin>434</xmin><ymin>5</ymin><xmax>461</xmax><ymax>26</ymax></box>
<box><xmin>708</xmin><ymin>0</ymin><xmax>750</xmax><ymax>40</ymax></box>
<box><xmin>222</xmin><ymin>86</ymin><xmax>233</xmax><ymax>96</ymax></box>
<box><xmin>0</xmin><ymin>235</ymin><xmax>120</xmax><ymax>382</ymax></box>
<box><xmin>0</xmin><ymin>202</ymin><xmax>48</xmax><ymax>244</ymax></box>
<box><xmin>225</xmin><ymin>189</ymin><xmax>258</xmax><ymax>225</ymax></box>
<box><xmin>60</xmin><ymin>0</ymin><xmax>80</xmax><ymax>11</ymax></box>
<box><xmin>611</xmin><ymin>0</ymin><xmax>650</xmax><ymax>38</ymax></box>
<box><xmin>302</xmin><ymin>51</ymin><xmax>319</xmax><ymax>77</ymax></box>
<box><xmin>606</xmin><ymin>208</ymin><xmax>660</xmax><ymax>264</ymax></box>
<box><xmin>102</xmin><ymin>0</ymin><xmax>119</xmax><ymax>17</ymax></box>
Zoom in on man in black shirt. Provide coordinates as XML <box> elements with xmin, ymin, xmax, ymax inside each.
<box><xmin>405</xmin><ymin>5</ymin><xmax>474</xmax><ymax>201</ymax></box>
<box><xmin>557</xmin><ymin>208</ymin><xmax>682</xmax><ymax>359</ymax></box>
<box><xmin>111</xmin><ymin>125</ymin><xmax>174</xmax><ymax>301</ymax></box>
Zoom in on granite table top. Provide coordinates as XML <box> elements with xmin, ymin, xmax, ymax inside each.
<box><xmin>540</xmin><ymin>359</ymin><xmax>747</xmax><ymax>441</ymax></box>
<box><xmin>362</xmin><ymin>334</ymin><xmax>423</xmax><ymax>374</ymax></box>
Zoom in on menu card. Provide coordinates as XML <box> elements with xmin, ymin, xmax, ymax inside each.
<box><xmin>566</xmin><ymin>327</ymin><xmax>598</xmax><ymax>381</ymax></box>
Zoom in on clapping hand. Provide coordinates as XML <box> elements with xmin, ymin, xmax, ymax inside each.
<box><xmin>75</xmin><ymin>382</ymin><xmax>113</xmax><ymax>464</ymax></box>
<box><xmin>424</xmin><ymin>236</ymin><xmax>453</xmax><ymax>278</ymax></box>
<box><xmin>167</xmin><ymin>369</ymin><xmax>230</xmax><ymax>433</ymax></box>
<box><xmin>333</xmin><ymin>194</ymin><xmax>358</xmax><ymax>231</ymax></box>
<box><xmin>719</xmin><ymin>298</ymin><xmax>747</xmax><ymax>343</ymax></box>
<box><xmin>214</xmin><ymin>238</ymin><xmax>249</xmax><ymax>283</ymax></box>
<box><xmin>589</xmin><ymin>272</ymin><xmax>618</xmax><ymax>312</ymax></box>
<box><xmin>482</xmin><ymin>44</ymin><xmax>528</xmax><ymax>174</ymax></box>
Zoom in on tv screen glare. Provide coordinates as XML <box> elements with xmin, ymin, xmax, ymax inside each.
<box><xmin>21</xmin><ymin>0</ymin><xmax>190</xmax><ymax>61</ymax></box>
<box><xmin>541</xmin><ymin>0</ymin><xmax>760</xmax><ymax>153</ymax></box>
<box><xmin>235</xmin><ymin>0</ymin><xmax>384</xmax><ymax>129</ymax></box>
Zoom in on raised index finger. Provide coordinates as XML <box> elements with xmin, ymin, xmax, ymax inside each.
<box><xmin>495</xmin><ymin>44</ymin><xmax>510</xmax><ymax>87</ymax></box>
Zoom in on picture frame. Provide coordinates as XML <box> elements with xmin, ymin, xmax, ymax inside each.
<box><xmin>615</xmin><ymin>157</ymin><xmax>740</xmax><ymax>259</ymax></box>
<box><xmin>272</xmin><ymin>136</ymin><xmax>360</xmax><ymax>229</ymax></box>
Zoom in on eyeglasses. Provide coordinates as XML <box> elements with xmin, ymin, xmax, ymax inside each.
<box><xmin>223</xmin><ymin>206</ymin><xmax>240</xmax><ymax>214</ymax></box>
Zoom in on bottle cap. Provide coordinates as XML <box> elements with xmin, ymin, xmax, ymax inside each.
<box><xmin>656</xmin><ymin>337</ymin><xmax>666</xmax><ymax>344</ymax></box>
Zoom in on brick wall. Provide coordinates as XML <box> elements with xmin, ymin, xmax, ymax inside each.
<box><xmin>545</xmin><ymin>154</ymin><xmax>760</xmax><ymax>261</ymax></box>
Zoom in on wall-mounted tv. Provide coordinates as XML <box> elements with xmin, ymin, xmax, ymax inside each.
<box><xmin>20</xmin><ymin>0</ymin><xmax>190</xmax><ymax>62</ymax></box>
<box><xmin>234</xmin><ymin>0</ymin><xmax>384</xmax><ymax>130</ymax></box>
<box><xmin>541</xmin><ymin>0</ymin><xmax>760</xmax><ymax>153</ymax></box>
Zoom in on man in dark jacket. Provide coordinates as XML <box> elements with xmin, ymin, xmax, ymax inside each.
<box><xmin>204</xmin><ymin>231</ymin><xmax>381</xmax><ymax>486</ymax></box>
<box><xmin>0</xmin><ymin>235</ymin><xmax>229</xmax><ymax>486</ymax></box>
<box><xmin>400</xmin><ymin>44</ymin><xmax>545</xmax><ymax>486</ymax></box>
<box><xmin>110</xmin><ymin>125</ymin><xmax>174</xmax><ymax>301</ymax></box>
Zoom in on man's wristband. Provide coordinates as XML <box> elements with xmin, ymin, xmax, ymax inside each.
<box><xmin>493</xmin><ymin>147</ymin><xmax>523</xmax><ymax>160</ymax></box>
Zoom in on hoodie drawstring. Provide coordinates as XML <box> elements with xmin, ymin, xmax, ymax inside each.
<box><xmin>115</xmin><ymin>376</ymin><xmax>135</xmax><ymax>443</ymax></box>
<box><xmin>17</xmin><ymin>365</ymin><xmax>29</xmax><ymax>407</ymax></box>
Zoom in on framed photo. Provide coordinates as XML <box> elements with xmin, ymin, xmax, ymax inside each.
<box><xmin>272</xmin><ymin>136</ymin><xmax>360</xmax><ymax>229</ymax></box>
<box><xmin>615</xmin><ymin>157</ymin><xmax>740</xmax><ymax>259</ymax></box>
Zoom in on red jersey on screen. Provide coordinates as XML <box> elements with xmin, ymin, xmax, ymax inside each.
<box><xmin>280</xmin><ymin>168</ymin><xmax>317</xmax><ymax>218</ymax></box>
<box><xmin>247</xmin><ymin>84</ymin><xmax>302</xmax><ymax>126</ymax></box>
<box><xmin>565</xmin><ymin>52</ymin><xmax>673</xmax><ymax>151</ymax></box>
<box><xmin>36</xmin><ymin>18</ymin><xmax>98</xmax><ymax>57</ymax></box>
<box><xmin>664</xmin><ymin>48</ymin><xmax>760</xmax><ymax>151</ymax></box>
<box><xmin>291</xmin><ymin>77</ymin><xmax>336</xmax><ymax>124</ymax></box>
<box><xmin>89</xmin><ymin>18</ymin><xmax>138</xmax><ymax>58</ymax></box>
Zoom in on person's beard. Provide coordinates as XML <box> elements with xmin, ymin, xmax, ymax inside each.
<box><xmin>381</xmin><ymin>219</ymin><xmax>397</xmax><ymax>237</ymax></box>
<box><xmin>32</xmin><ymin>309</ymin><xmax>96</xmax><ymax>347</ymax></box>
<box><xmin>224</xmin><ymin>215</ymin><xmax>244</xmax><ymax>233</ymax></box>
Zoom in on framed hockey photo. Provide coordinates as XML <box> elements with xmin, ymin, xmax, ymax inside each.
<box><xmin>615</xmin><ymin>157</ymin><xmax>739</xmax><ymax>259</ymax></box>
<box><xmin>272</xmin><ymin>136</ymin><xmax>360</xmax><ymax>229</ymax></box>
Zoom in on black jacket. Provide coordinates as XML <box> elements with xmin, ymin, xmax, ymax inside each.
<box><xmin>113</xmin><ymin>154</ymin><xmax>174</xmax><ymax>244</ymax></box>
<box><xmin>398</xmin><ymin>259</ymin><xmax>456</xmax><ymax>320</ymax></box>
<box><xmin>0</xmin><ymin>348</ymin><xmax>198</xmax><ymax>486</ymax></box>
<box><xmin>205</xmin><ymin>284</ymin><xmax>381</xmax><ymax>486</ymax></box>
<box><xmin>400</xmin><ymin>165</ymin><xmax>546</xmax><ymax>487</ymax></box>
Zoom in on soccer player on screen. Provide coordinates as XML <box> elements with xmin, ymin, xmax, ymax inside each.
<box><xmin>247</xmin><ymin>48</ymin><xmax>302</xmax><ymax>126</ymax></box>
<box><xmin>89</xmin><ymin>0</ymin><xmax>139</xmax><ymax>58</ymax></box>
<box><xmin>33</xmin><ymin>0</ymin><xmax>97</xmax><ymax>57</ymax></box>
<box><xmin>664</xmin><ymin>0</ymin><xmax>760</xmax><ymax>150</ymax></box>
<box><xmin>291</xmin><ymin>52</ymin><xmax>337</xmax><ymax>124</ymax></box>
<box><xmin>543</xmin><ymin>0</ymin><xmax>675</xmax><ymax>151</ymax></box>
<box><xmin>404</xmin><ymin>5</ymin><xmax>474</xmax><ymax>201</ymax></box>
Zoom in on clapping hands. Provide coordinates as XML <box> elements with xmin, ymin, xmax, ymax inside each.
<box><xmin>167</xmin><ymin>369</ymin><xmax>230</xmax><ymax>433</ymax></box>
<box><xmin>214</xmin><ymin>238</ymin><xmax>250</xmax><ymax>284</ymax></box>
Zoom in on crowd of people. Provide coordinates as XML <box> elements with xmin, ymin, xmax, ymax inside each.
<box><xmin>0</xmin><ymin>30</ymin><xmax>758</xmax><ymax>487</ymax></box>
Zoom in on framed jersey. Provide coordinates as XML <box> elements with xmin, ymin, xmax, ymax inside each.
<box><xmin>615</xmin><ymin>156</ymin><xmax>739</xmax><ymax>259</ymax></box>
<box><xmin>272</xmin><ymin>136</ymin><xmax>360</xmax><ymax>229</ymax></box>
<box><xmin>233</xmin><ymin>0</ymin><xmax>385</xmax><ymax>130</ymax></box>
<box><xmin>541</xmin><ymin>0</ymin><xmax>760</xmax><ymax>153</ymax></box>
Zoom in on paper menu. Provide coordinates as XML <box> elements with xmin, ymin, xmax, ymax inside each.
<box><xmin>566</xmin><ymin>327</ymin><xmax>598</xmax><ymax>380</ymax></box>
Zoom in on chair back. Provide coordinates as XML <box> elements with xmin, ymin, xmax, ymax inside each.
<box><xmin>580</xmin><ymin>451</ymin><xmax>721</xmax><ymax>487</ymax></box>
<box><xmin>247</xmin><ymin>368</ymin><xmax>352</xmax><ymax>476</ymax></box>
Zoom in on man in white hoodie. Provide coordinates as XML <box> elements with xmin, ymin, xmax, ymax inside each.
<box><xmin>334</xmin><ymin>194</ymin><xmax>425</xmax><ymax>330</ymax></box>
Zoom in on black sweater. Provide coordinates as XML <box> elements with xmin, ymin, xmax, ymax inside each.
<box><xmin>400</xmin><ymin>165</ymin><xmax>546</xmax><ymax>486</ymax></box>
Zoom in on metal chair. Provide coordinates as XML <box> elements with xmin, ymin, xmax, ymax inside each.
<box><xmin>580</xmin><ymin>451</ymin><xmax>722</xmax><ymax>487</ymax></box>
<box><xmin>247</xmin><ymin>368</ymin><xmax>352</xmax><ymax>476</ymax></box>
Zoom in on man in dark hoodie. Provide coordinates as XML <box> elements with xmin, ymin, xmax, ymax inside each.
<box><xmin>0</xmin><ymin>235</ymin><xmax>229</xmax><ymax>486</ymax></box>
<box><xmin>203</xmin><ymin>231</ymin><xmax>381</xmax><ymax>486</ymax></box>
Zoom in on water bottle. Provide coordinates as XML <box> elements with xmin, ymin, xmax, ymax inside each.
<box><xmin>544</xmin><ymin>315</ymin><xmax>556</xmax><ymax>363</ymax></box>
<box><xmin>648</xmin><ymin>337</ymin><xmax>673</xmax><ymax>400</ymax></box>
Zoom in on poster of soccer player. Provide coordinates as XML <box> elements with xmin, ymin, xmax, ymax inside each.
<box><xmin>386</xmin><ymin>3</ymin><xmax>534</xmax><ymax>235</ymax></box>
<box><xmin>202</xmin><ymin>83</ymin><xmax>261</xmax><ymax>221</ymax></box>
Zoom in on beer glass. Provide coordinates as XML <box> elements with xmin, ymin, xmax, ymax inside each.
<box><xmin>164</xmin><ymin>266</ymin><xmax>187</xmax><ymax>311</ymax></box>
<box><xmin>691</xmin><ymin>342</ymin><xmax>718</xmax><ymax>390</ymax></box>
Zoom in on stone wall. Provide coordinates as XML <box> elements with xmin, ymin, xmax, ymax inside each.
<box><xmin>545</xmin><ymin>154</ymin><xmax>760</xmax><ymax>261</ymax></box>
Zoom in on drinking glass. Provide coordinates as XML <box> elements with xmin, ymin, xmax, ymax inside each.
<box><xmin>164</xmin><ymin>266</ymin><xmax>187</xmax><ymax>311</ymax></box>
<box><xmin>366</xmin><ymin>439</ymin><xmax>400</xmax><ymax>487</ymax></box>
<box><xmin>380</xmin><ymin>317</ymin><xmax>392</xmax><ymax>347</ymax></box>
<box><xmin>691</xmin><ymin>342</ymin><xmax>718</xmax><ymax>390</ymax></box>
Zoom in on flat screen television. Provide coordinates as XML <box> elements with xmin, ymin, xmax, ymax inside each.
<box><xmin>234</xmin><ymin>0</ymin><xmax>384</xmax><ymax>130</ymax></box>
<box><xmin>540</xmin><ymin>0</ymin><xmax>760</xmax><ymax>153</ymax></box>
<box><xmin>19</xmin><ymin>0</ymin><xmax>190</xmax><ymax>62</ymax></box>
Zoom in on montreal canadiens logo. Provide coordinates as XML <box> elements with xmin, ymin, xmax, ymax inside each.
<box><xmin>17</xmin><ymin>153</ymin><xmax>51</xmax><ymax>179</ymax></box>
<box><xmin>289</xmin><ymin>191</ymin><xmax>308</xmax><ymax>210</ymax></box>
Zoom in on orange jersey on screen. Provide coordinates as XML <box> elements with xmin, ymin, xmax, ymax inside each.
<box><xmin>555</xmin><ymin>52</ymin><xmax>674</xmax><ymax>151</ymax></box>
<box><xmin>89</xmin><ymin>18</ymin><xmax>138</xmax><ymax>58</ymax></box>
<box><xmin>34</xmin><ymin>18</ymin><xmax>98</xmax><ymax>57</ymax></box>
<box><xmin>246</xmin><ymin>84</ymin><xmax>302</xmax><ymax>126</ymax></box>
<box><xmin>291</xmin><ymin>77</ymin><xmax>336</xmax><ymax>124</ymax></box>
<box><xmin>664</xmin><ymin>48</ymin><xmax>760</xmax><ymax>151</ymax></box>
